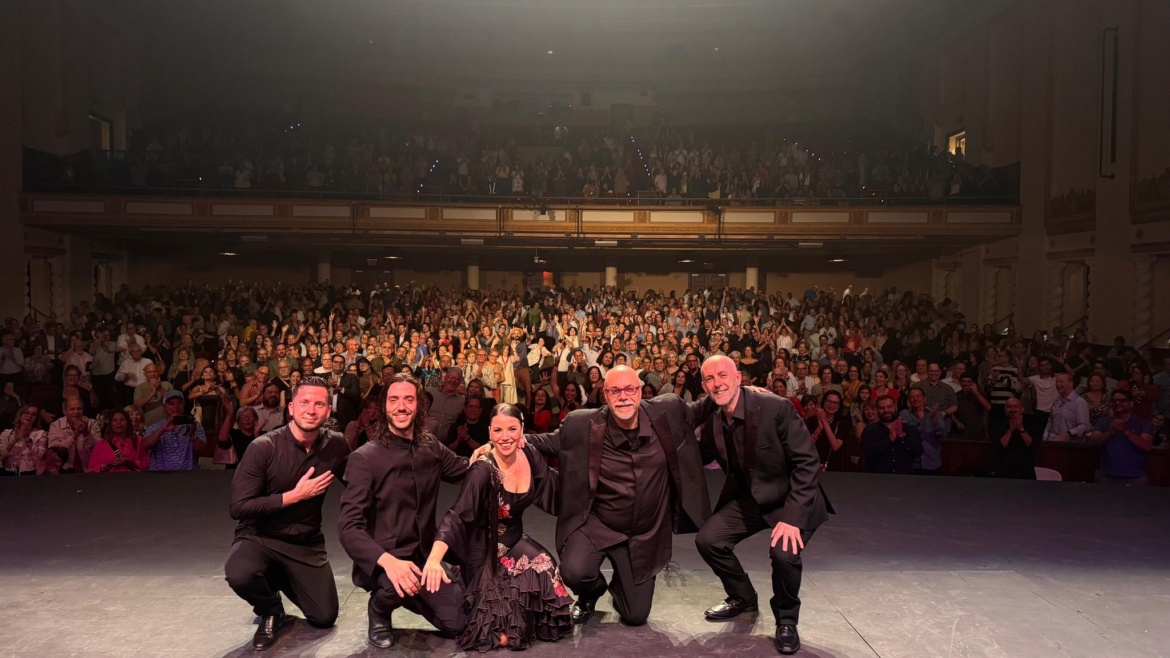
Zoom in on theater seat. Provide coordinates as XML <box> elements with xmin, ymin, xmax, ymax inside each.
<box><xmin>1034</xmin><ymin>467</ymin><xmax>1063</xmax><ymax>481</ymax></box>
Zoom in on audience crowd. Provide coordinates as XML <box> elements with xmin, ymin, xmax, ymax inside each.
<box><xmin>1</xmin><ymin>281</ymin><xmax>1165</xmax><ymax>482</ymax></box>
<box><xmin>34</xmin><ymin>116</ymin><xmax>1014</xmax><ymax>204</ymax></box>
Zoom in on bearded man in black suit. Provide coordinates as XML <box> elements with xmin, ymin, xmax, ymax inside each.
<box><xmin>523</xmin><ymin>365</ymin><xmax>717</xmax><ymax>627</ymax></box>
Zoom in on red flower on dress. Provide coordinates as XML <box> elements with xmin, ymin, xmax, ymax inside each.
<box><xmin>500</xmin><ymin>556</ymin><xmax>516</xmax><ymax>570</ymax></box>
<box><xmin>498</xmin><ymin>504</ymin><xmax>511</xmax><ymax>519</ymax></box>
<box><xmin>554</xmin><ymin>581</ymin><xmax>569</xmax><ymax>598</ymax></box>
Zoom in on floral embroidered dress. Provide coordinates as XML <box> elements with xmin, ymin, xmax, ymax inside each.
<box><xmin>436</xmin><ymin>445</ymin><xmax>573</xmax><ymax>652</ymax></box>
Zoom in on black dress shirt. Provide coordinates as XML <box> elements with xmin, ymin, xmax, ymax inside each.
<box><xmin>584</xmin><ymin>416</ymin><xmax>670</xmax><ymax>558</ymax></box>
<box><xmin>338</xmin><ymin>432</ymin><xmax>469</xmax><ymax>589</ymax></box>
<box><xmin>228</xmin><ymin>426</ymin><xmax>351</xmax><ymax>566</ymax></box>
<box><xmin>718</xmin><ymin>397</ymin><xmax>751</xmax><ymax>498</ymax></box>
<box><xmin>861</xmin><ymin>423</ymin><xmax>923</xmax><ymax>474</ymax></box>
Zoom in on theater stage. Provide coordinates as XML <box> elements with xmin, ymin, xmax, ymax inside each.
<box><xmin>1</xmin><ymin>470</ymin><xmax>1167</xmax><ymax>658</ymax></box>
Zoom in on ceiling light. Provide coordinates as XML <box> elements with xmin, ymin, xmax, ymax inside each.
<box><xmin>714</xmin><ymin>47</ymin><xmax>720</xmax><ymax>51</ymax></box>
<box><xmin>219</xmin><ymin>252</ymin><xmax>238</xmax><ymax>256</ymax></box>
<box><xmin>460</xmin><ymin>238</ymin><xmax>484</xmax><ymax>246</ymax></box>
<box><xmin>679</xmin><ymin>258</ymin><xmax>694</xmax><ymax>263</ymax></box>
<box><xmin>547</xmin><ymin>50</ymin><xmax>554</xmax><ymax>55</ymax></box>
<box><xmin>382</xmin><ymin>255</ymin><xmax>400</xmax><ymax>260</ymax></box>
<box><xmin>828</xmin><ymin>258</ymin><xmax>846</xmax><ymax>263</ymax></box>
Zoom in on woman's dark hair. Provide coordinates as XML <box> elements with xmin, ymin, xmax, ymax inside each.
<box><xmin>103</xmin><ymin>409</ymin><xmax>132</xmax><ymax>440</ymax></box>
<box><xmin>820</xmin><ymin>390</ymin><xmax>845</xmax><ymax>422</ymax></box>
<box><xmin>490</xmin><ymin>403</ymin><xmax>524</xmax><ymax>425</ymax></box>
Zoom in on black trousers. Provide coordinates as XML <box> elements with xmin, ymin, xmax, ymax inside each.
<box><xmin>559</xmin><ymin>529</ymin><xmax>656</xmax><ymax>626</ymax></box>
<box><xmin>695</xmin><ymin>497</ymin><xmax>815</xmax><ymax>626</ymax></box>
<box><xmin>366</xmin><ymin>564</ymin><xmax>467</xmax><ymax>637</ymax></box>
<box><xmin>224</xmin><ymin>538</ymin><xmax>339</xmax><ymax>628</ymax></box>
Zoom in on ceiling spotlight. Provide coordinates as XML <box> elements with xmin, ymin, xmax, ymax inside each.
<box><xmin>828</xmin><ymin>258</ymin><xmax>846</xmax><ymax>263</ymax></box>
<box><xmin>714</xmin><ymin>47</ymin><xmax>720</xmax><ymax>51</ymax></box>
<box><xmin>547</xmin><ymin>50</ymin><xmax>554</xmax><ymax>55</ymax></box>
<box><xmin>382</xmin><ymin>255</ymin><xmax>400</xmax><ymax>260</ymax></box>
<box><xmin>679</xmin><ymin>259</ymin><xmax>695</xmax><ymax>263</ymax></box>
<box><xmin>219</xmin><ymin>252</ymin><xmax>238</xmax><ymax>256</ymax></box>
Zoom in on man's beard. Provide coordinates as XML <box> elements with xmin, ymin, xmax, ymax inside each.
<box><xmin>879</xmin><ymin>413</ymin><xmax>897</xmax><ymax>423</ymax></box>
<box><xmin>293</xmin><ymin>414</ymin><xmax>326</xmax><ymax>433</ymax></box>
<box><xmin>264</xmin><ymin>398</ymin><xmax>279</xmax><ymax>408</ymax></box>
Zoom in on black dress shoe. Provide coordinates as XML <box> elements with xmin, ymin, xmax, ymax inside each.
<box><xmin>704</xmin><ymin>597</ymin><xmax>759</xmax><ymax>621</ymax></box>
<box><xmin>252</xmin><ymin>613</ymin><xmax>294</xmax><ymax>651</ymax></box>
<box><xmin>570</xmin><ymin>598</ymin><xmax>596</xmax><ymax>624</ymax></box>
<box><xmin>774</xmin><ymin>624</ymin><xmax>800</xmax><ymax>655</ymax></box>
<box><xmin>367</xmin><ymin>600</ymin><xmax>395</xmax><ymax>648</ymax></box>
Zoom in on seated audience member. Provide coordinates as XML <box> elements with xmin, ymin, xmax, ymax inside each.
<box><xmin>59</xmin><ymin>364</ymin><xmax>99</xmax><ymax>418</ymax></box>
<box><xmin>769</xmin><ymin>377</ymin><xmax>807</xmax><ymax>418</ymax></box>
<box><xmin>1042</xmin><ymin>373</ymin><xmax>1091</xmax><ymax>442</ymax></box>
<box><xmin>855</xmin><ymin>400</ymin><xmax>878</xmax><ymax>443</ymax></box>
<box><xmin>953</xmin><ymin>374</ymin><xmax>990</xmax><ymax>440</ymax></box>
<box><xmin>898</xmin><ymin>387</ymin><xmax>947</xmax><ymax>475</ymax></box>
<box><xmin>1088</xmin><ymin>389</ymin><xmax>1155</xmax><ymax>485</ymax></box>
<box><xmin>88</xmin><ymin>409</ymin><xmax>150</xmax><ymax>473</ymax></box>
<box><xmin>47</xmin><ymin>397</ymin><xmax>101</xmax><ymax>473</ymax></box>
<box><xmin>527</xmin><ymin>388</ymin><xmax>553</xmax><ymax>432</ymax></box>
<box><xmin>862</xmin><ymin>395</ymin><xmax>923</xmax><ymax>475</ymax></box>
<box><xmin>0</xmin><ymin>405</ymin><xmax>47</xmax><ymax>475</ymax></box>
<box><xmin>1121</xmin><ymin>364</ymin><xmax>1159</xmax><ymax>420</ymax></box>
<box><xmin>447</xmin><ymin>395</ymin><xmax>489</xmax><ymax>458</ymax></box>
<box><xmin>227</xmin><ymin>407</ymin><xmax>263</xmax><ymax>467</ymax></box>
<box><xmin>808</xmin><ymin>390</ymin><xmax>849</xmax><ymax>469</ymax></box>
<box><xmin>143</xmin><ymin>389</ymin><xmax>208</xmax><ymax>472</ymax></box>
<box><xmin>993</xmin><ymin>397</ymin><xmax>1035</xmax><ymax>479</ymax></box>
<box><xmin>344</xmin><ymin>397</ymin><xmax>382</xmax><ymax>450</ymax></box>
<box><xmin>251</xmin><ymin>382</ymin><xmax>286</xmax><ymax>433</ymax></box>
<box><xmin>133</xmin><ymin>363</ymin><xmax>172</xmax><ymax>426</ymax></box>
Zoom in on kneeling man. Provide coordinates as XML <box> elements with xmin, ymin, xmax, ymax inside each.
<box><xmin>695</xmin><ymin>355</ymin><xmax>832</xmax><ymax>655</ymax></box>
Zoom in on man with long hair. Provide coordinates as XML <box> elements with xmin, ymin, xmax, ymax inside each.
<box><xmin>224</xmin><ymin>377</ymin><xmax>351</xmax><ymax>651</ymax></box>
<box><xmin>339</xmin><ymin>373</ymin><xmax>470</xmax><ymax>649</ymax></box>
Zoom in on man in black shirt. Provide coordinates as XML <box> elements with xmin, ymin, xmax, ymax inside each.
<box><xmin>339</xmin><ymin>374</ymin><xmax>470</xmax><ymax>649</ymax></box>
<box><xmin>861</xmin><ymin>395</ymin><xmax>924</xmax><ymax>474</ymax></box>
<box><xmin>224</xmin><ymin>377</ymin><xmax>351</xmax><ymax>651</ymax></box>
<box><xmin>523</xmin><ymin>365</ymin><xmax>716</xmax><ymax>627</ymax></box>
<box><xmin>445</xmin><ymin>395</ymin><xmax>488</xmax><ymax>457</ymax></box>
<box><xmin>695</xmin><ymin>355</ymin><xmax>831</xmax><ymax>655</ymax></box>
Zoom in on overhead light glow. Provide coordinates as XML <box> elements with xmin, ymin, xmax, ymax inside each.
<box><xmin>828</xmin><ymin>258</ymin><xmax>846</xmax><ymax>263</ymax></box>
<box><xmin>219</xmin><ymin>252</ymin><xmax>238</xmax><ymax>256</ymax></box>
<box><xmin>383</xmin><ymin>255</ymin><xmax>400</xmax><ymax>260</ymax></box>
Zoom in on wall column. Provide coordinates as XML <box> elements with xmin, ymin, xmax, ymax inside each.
<box><xmin>0</xmin><ymin>0</ymin><xmax>27</xmax><ymax>319</ymax></box>
<box><xmin>745</xmin><ymin>263</ymin><xmax>759</xmax><ymax>291</ymax></box>
<box><xmin>467</xmin><ymin>259</ymin><xmax>480</xmax><ymax>291</ymax></box>
<box><xmin>1133</xmin><ymin>254</ymin><xmax>1156</xmax><ymax>347</ymax></box>
<box><xmin>604</xmin><ymin>265</ymin><xmax>617</xmax><ymax>288</ymax></box>
<box><xmin>1046</xmin><ymin>261</ymin><xmax>1065</xmax><ymax>332</ymax></box>
<box><xmin>316</xmin><ymin>256</ymin><xmax>332</xmax><ymax>284</ymax></box>
<box><xmin>982</xmin><ymin>266</ymin><xmax>999</xmax><ymax>327</ymax></box>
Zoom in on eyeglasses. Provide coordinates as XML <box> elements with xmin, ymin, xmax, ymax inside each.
<box><xmin>604</xmin><ymin>385</ymin><xmax>641</xmax><ymax>398</ymax></box>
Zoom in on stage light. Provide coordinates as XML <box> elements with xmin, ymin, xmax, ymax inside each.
<box><xmin>219</xmin><ymin>252</ymin><xmax>239</xmax><ymax>257</ymax></box>
<box><xmin>828</xmin><ymin>258</ymin><xmax>846</xmax><ymax>263</ymax></box>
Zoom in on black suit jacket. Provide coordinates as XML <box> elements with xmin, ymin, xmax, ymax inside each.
<box><xmin>333</xmin><ymin>373</ymin><xmax>362</xmax><ymax>428</ymax></box>
<box><xmin>527</xmin><ymin>393</ymin><xmax>716</xmax><ymax>556</ymax></box>
<box><xmin>701</xmin><ymin>387</ymin><xmax>832</xmax><ymax>530</ymax></box>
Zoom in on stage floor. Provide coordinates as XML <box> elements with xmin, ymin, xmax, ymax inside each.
<box><xmin>1</xmin><ymin>469</ymin><xmax>1168</xmax><ymax>658</ymax></box>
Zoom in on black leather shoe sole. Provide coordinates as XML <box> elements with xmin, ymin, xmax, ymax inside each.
<box><xmin>775</xmin><ymin>639</ymin><xmax>801</xmax><ymax>655</ymax></box>
<box><xmin>704</xmin><ymin>603</ymin><xmax>759</xmax><ymax>621</ymax></box>
<box><xmin>252</xmin><ymin>616</ymin><xmax>295</xmax><ymax>651</ymax></box>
